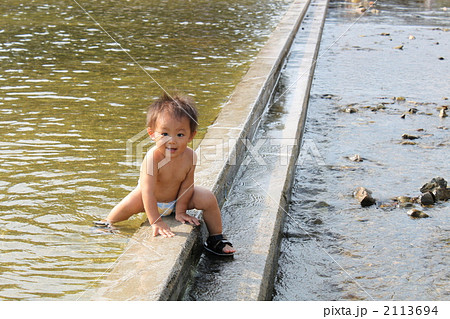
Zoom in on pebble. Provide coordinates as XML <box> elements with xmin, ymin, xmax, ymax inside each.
<box><xmin>401</xmin><ymin>140</ymin><xmax>417</xmax><ymax>145</ymax></box>
<box><xmin>402</xmin><ymin>134</ymin><xmax>419</xmax><ymax>140</ymax></box>
<box><xmin>407</xmin><ymin>209</ymin><xmax>429</xmax><ymax>218</ymax></box>
<box><xmin>397</xmin><ymin>196</ymin><xmax>412</xmax><ymax>203</ymax></box>
<box><xmin>349</xmin><ymin>154</ymin><xmax>363</xmax><ymax>162</ymax></box>
<box><xmin>354</xmin><ymin>187</ymin><xmax>376</xmax><ymax>207</ymax></box>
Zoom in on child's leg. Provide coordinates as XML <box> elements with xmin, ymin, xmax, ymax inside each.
<box><xmin>188</xmin><ymin>186</ymin><xmax>222</xmax><ymax>235</ymax></box>
<box><xmin>106</xmin><ymin>186</ymin><xmax>144</xmax><ymax>223</ymax></box>
<box><xmin>188</xmin><ymin>186</ymin><xmax>235</xmax><ymax>253</ymax></box>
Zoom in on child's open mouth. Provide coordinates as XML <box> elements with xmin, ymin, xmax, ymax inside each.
<box><xmin>166</xmin><ymin>147</ymin><xmax>177</xmax><ymax>153</ymax></box>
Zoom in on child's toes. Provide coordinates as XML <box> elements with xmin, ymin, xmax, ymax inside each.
<box><xmin>224</xmin><ymin>244</ymin><xmax>235</xmax><ymax>253</ymax></box>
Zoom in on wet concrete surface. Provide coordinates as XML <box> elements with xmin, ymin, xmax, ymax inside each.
<box><xmin>183</xmin><ymin>0</ymin><xmax>328</xmax><ymax>300</ymax></box>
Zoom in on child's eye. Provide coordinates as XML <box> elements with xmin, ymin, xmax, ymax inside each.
<box><xmin>177</xmin><ymin>133</ymin><xmax>184</xmax><ymax>137</ymax></box>
<box><xmin>161</xmin><ymin>133</ymin><xmax>169</xmax><ymax>136</ymax></box>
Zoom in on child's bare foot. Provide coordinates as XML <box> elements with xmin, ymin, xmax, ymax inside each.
<box><xmin>204</xmin><ymin>234</ymin><xmax>235</xmax><ymax>257</ymax></box>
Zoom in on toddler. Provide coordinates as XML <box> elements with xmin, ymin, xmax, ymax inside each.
<box><xmin>98</xmin><ymin>92</ymin><xmax>235</xmax><ymax>256</ymax></box>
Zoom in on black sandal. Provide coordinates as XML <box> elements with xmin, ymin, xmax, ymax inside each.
<box><xmin>204</xmin><ymin>234</ymin><xmax>234</xmax><ymax>257</ymax></box>
<box><xmin>94</xmin><ymin>220</ymin><xmax>112</xmax><ymax>228</ymax></box>
<box><xmin>92</xmin><ymin>220</ymin><xmax>118</xmax><ymax>234</ymax></box>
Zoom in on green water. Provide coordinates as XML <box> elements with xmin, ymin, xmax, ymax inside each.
<box><xmin>0</xmin><ymin>0</ymin><xmax>293</xmax><ymax>300</ymax></box>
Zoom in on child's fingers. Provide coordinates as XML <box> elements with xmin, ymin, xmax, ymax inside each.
<box><xmin>152</xmin><ymin>224</ymin><xmax>175</xmax><ymax>237</ymax></box>
<box><xmin>189</xmin><ymin>216</ymin><xmax>200</xmax><ymax>226</ymax></box>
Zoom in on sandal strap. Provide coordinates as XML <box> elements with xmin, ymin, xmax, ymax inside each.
<box><xmin>212</xmin><ymin>239</ymin><xmax>232</xmax><ymax>250</ymax></box>
<box><xmin>207</xmin><ymin>234</ymin><xmax>233</xmax><ymax>251</ymax></box>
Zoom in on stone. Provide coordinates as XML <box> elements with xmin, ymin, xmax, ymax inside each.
<box><xmin>407</xmin><ymin>209</ymin><xmax>429</xmax><ymax>218</ymax></box>
<box><xmin>420</xmin><ymin>182</ymin><xmax>436</xmax><ymax>193</ymax></box>
<box><xmin>402</xmin><ymin>134</ymin><xmax>419</xmax><ymax>140</ymax></box>
<box><xmin>420</xmin><ymin>192</ymin><xmax>436</xmax><ymax>205</ymax></box>
<box><xmin>397</xmin><ymin>196</ymin><xmax>412</xmax><ymax>203</ymax></box>
<box><xmin>433</xmin><ymin>188</ymin><xmax>450</xmax><ymax>201</ymax></box>
<box><xmin>398</xmin><ymin>202</ymin><xmax>414</xmax><ymax>208</ymax></box>
<box><xmin>420</xmin><ymin>177</ymin><xmax>447</xmax><ymax>193</ymax></box>
<box><xmin>349</xmin><ymin>154</ymin><xmax>363</xmax><ymax>162</ymax></box>
<box><xmin>439</xmin><ymin>108</ymin><xmax>448</xmax><ymax>118</ymax></box>
<box><xmin>432</xmin><ymin>177</ymin><xmax>447</xmax><ymax>189</ymax></box>
<box><xmin>354</xmin><ymin>187</ymin><xmax>376</xmax><ymax>207</ymax></box>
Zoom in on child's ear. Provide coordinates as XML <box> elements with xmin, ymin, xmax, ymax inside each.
<box><xmin>189</xmin><ymin>130</ymin><xmax>197</xmax><ymax>142</ymax></box>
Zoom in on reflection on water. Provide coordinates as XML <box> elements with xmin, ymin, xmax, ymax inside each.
<box><xmin>274</xmin><ymin>0</ymin><xmax>449</xmax><ymax>300</ymax></box>
<box><xmin>0</xmin><ymin>0</ymin><xmax>293</xmax><ymax>300</ymax></box>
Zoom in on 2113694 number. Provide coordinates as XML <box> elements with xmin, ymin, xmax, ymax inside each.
<box><xmin>384</xmin><ymin>306</ymin><xmax>438</xmax><ymax>316</ymax></box>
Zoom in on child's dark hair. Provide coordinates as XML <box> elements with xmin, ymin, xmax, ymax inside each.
<box><xmin>146</xmin><ymin>92</ymin><xmax>198</xmax><ymax>133</ymax></box>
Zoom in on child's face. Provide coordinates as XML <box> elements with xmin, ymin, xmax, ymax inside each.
<box><xmin>148</xmin><ymin>110</ymin><xmax>196</xmax><ymax>158</ymax></box>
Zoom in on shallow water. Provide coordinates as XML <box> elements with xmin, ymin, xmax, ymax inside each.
<box><xmin>0</xmin><ymin>0</ymin><xmax>294</xmax><ymax>300</ymax></box>
<box><xmin>273</xmin><ymin>0</ymin><xmax>449</xmax><ymax>300</ymax></box>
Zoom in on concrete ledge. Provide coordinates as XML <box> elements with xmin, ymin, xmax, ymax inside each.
<box><xmin>91</xmin><ymin>0</ymin><xmax>311</xmax><ymax>301</ymax></box>
<box><xmin>182</xmin><ymin>0</ymin><xmax>329</xmax><ymax>301</ymax></box>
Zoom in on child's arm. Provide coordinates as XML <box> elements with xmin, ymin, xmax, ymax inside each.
<box><xmin>141</xmin><ymin>151</ymin><xmax>175</xmax><ymax>237</ymax></box>
<box><xmin>175</xmin><ymin>151</ymin><xmax>200</xmax><ymax>226</ymax></box>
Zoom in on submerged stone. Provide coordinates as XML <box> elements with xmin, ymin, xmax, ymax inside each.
<box><xmin>407</xmin><ymin>209</ymin><xmax>429</xmax><ymax>218</ymax></box>
<box><xmin>401</xmin><ymin>140</ymin><xmax>417</xmax><ymax>145</ymax></box>
<box><xmin>397</xmin><ymin>196</ymin><xmax>412</xmax><ymax>203</ymax></box>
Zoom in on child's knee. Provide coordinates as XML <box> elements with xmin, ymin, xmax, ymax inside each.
<box><xmin>193</xmin><ymin>187</ymin><xmax>218</xmax><ymax>209</ymax></box>
<box><xmin>204</xmin><ymin>189</ymin><xmax>218</xmax><ymax>205</ymax></box>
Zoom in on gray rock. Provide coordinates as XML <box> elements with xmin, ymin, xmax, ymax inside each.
<box><xmin>431</xmin><ymin>177</ymin><xmax>447</xmax><ymax>189</ymax></box>
<box><xmin>433</xmin><ymin>188</ymin><xmax>450</xmax><ymax>201</ymax></box>
<box><xmin>420</xmin><ymin>192</ymin><xmax>436</xmax><ymax>206</ymax></box>
<box><xmin>420</xmin><ymin>177</ymin><xmax>447</xmax><ymax>193</ymax></box>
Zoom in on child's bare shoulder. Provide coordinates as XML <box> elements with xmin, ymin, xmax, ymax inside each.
<box><xmin>141</xmin><ymin>147</ymin><xmax>166</xmax><ymax>173</ymax></box>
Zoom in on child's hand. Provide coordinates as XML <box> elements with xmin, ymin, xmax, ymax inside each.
<box><xmin>175</xmin><ymin>212</ymin><xmax>200</xmax><ymax>226</ymax></box>
<box><xmin>151</xmin><ymin>220</ymin><xmax>175</xmax><ymax>238</ymax></box>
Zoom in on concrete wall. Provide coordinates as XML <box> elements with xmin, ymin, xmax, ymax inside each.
<box><xmin>91</xmin><ymin>0</ymin><xmax>314</xmax><ymax>301</ymax></box>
